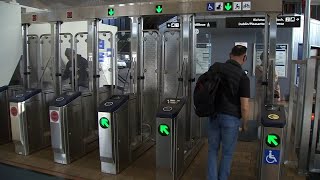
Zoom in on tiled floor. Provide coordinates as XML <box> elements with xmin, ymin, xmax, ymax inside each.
<box><xmin>0</xmin><ymin>140</ymin><xmax>306</xmax><ymax>180</ymax></box>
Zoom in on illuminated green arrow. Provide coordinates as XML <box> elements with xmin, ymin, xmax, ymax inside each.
<box><xmin>100</xmin><ymin>117</ymin><xmax>110</xmax><ymax>129</ymax></box>
<box><xmin>267</xmin><ymin>134</ymin><xmax>279</xmax><ymax>146</ymax></box>
<box><xmin>224</xmin><ymin>2</ymin><xmax>232</xmax><ymax>11</ymax></box>
<box><xmin>156</xmin><ymin>5</ymin><xmax>163</xmax><ymax>13</ymax></box>
<box><xmin>108</xmin><ymin>8</ymin><xmax>115</xmax><ymax>16</ymax></box>
<box><xmin>159</xmin><ymin>124</ymin><xmax>170</xmax><ymax>136</ymax></box>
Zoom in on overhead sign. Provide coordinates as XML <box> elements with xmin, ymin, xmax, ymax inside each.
<box><xmin>155</xmin><ymin>5</ymin><xmax>163</xmax><ymax>13</ymax></box>
<box><xmin>100</xmin><ymin>117</ymin><xmax>110</xmax><ymax>129</ymax></box>
<box><xmin>195</xmin><ymin>22</ymin><xmax>216</xmax><ymax>28</ymax></box>
<box><xmin>167</xmin><ymin>22</ymin><xmax>180</xmax><ymax>28</ymax></box>
<box><xmin>266</xmin><ymin>134</ymin><xmax>280</xmax><ymax>147</ymax></box>
<box><xmin>226</xmin><ymin>16</ymin><xmax>301</xmax><ymax>28</ymax></box>
<box><xmin>264</xmin><ymin>149</ymin><xmax>280</xmax><ymax>165</ymax></box>
<box><xmin>67</xmin><ymin>11</ymin><xmax>72</xmax><ymax>19</ymax></box>
<box><xmin>207</xmin><ymin>3</ymin><xmax>215</xmax><ymax>11</ymax></box>
<box><xmin>224</xmin><ymin>2</ymin><xmax>233</xmax><ymax>11</ymax></box>
<box><xmin>268</xmin><ymin>114</ymin><xmax>280</xmax><ymax>120</ymax></box>
<box><xmin>233</xmin><ymin>2</ymin><xmax>242</xmax><ymax>11</ymax></box>
<box><xmin>158</xmin><ymin>124</ymin><xmax>170</xmax><ymax>136</ymax></box>
<box><xmin>215</xmin><ymin>2</ymin><xmax>223</xmax><ymax>11</ymax></box>
<box><xmin>32</xmin><ymin>15</ymin><xmax>37</xmax><ymax>22</ymax></box>
<box><xmin>108</xmin><ymin>8</ymin><xmax>115</xmax><ymax>16</ymax></box>
<box><xmin>242</xmin><ymin>1</ymin><xmax>251</xmax><ymax>11</ymax></box>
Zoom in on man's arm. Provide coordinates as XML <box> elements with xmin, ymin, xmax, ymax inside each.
<box><xmin>62</xmin><ymin>61</ymin><xmax>71</xmax><ymax>81</ymax></box>
<box><xmin>239</xmin><ymin>75</ymin><xmax>251</xmax><ymax>131</ymax></box>
<box><xmin>240</xmin><ymin>97</ymin><xmax>250</xmax><ymax>131</ymax></box>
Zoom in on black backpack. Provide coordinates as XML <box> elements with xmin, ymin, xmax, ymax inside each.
<box><xmin>193</xmin><ymin>63</ymin><xmax>223</xmax><ymax>117</ymax></box>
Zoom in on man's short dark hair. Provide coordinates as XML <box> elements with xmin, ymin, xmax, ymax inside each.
<box><xmin>230</xmin><ymin>45</ymin><xmax>247</xmax><ymax>56</ymax></box>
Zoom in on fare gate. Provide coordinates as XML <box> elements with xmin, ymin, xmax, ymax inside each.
<box><xmin>10</xmin><ymin>89</ymin><xmax>51</xmax><ymax>155</ymax></box>
<box><xmin>49</xmin><ymin>92</ymin><xmax>89</xmax><ymax>164</ymax></box>
<box><xmin>259</xmin><ymin>104</ymin><xmax>286</xmax><ymax>180</ymax></box>
<box><xmin>0</xmin><ymin>86</ymin><xmax>11</xmax><ymax>145</ymax></box>
<box><xmin>155</xmin><ymin>98</ymin><xmax>203</xmax><ymax>180</ymax></box>
<box><xmin>98</xmin><ymin>95</ymin><xmax>130</xmax><ymax>174</ymax></box>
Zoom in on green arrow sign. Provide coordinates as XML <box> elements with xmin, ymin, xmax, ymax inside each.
<box><xmin>155</xmin><ymin>5</ymin><xmax>163</xmax><ymax>13</ymax></box>
<box><xmin>100</xmin><ymin>117</ymin><xmax>110</xmax><ymax>129</ymax></box>
<box><xmin>108</xmin><ymin>8</ymin><xmax>115</xmax><ymax>16</ymax></box>
<box><xmin>266</xmin><ymin>134</ymin><xmax>280</xmax><ymax>147</ymax></box>
<box><xmin>158</xmin><ymin>124</ymin><xmax>170</xmax><ymax>136</ymax></box>
<box><xmin>224</xmin><ymin>2</ymin><xmax>233</xmax><ymax>11</ymax></box>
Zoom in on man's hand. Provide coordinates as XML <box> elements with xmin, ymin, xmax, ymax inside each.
<box><xmin>241</xmin><ymin>121</ymin><xmax>249</xmax><ymax>132</ymax></box>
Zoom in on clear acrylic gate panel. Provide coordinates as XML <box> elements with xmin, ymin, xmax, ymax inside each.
<box><xmin>142</xmin><ymin>30</ymin><xmax>160</xmax><ymax>140</ymax></box>
<box><xmin>162</xmin><ymin>30</ymin><xmax>181</xmax><ymax>100</ymax></box>
<box><xmin>98</xmin><ymin>32</ymin><xmax>113</xmax><ymax>87</ymax></box>
<box><xmin>60</xmin><ymin>33</ymin><xmax>73</xmax><ymax>92</ymax></box>
<box><xmin>74</xmin><ymin>32</ymin><xmax>89</xmax><ymax>92</ymax></box>
<box><xmin>40</xmin><ymin>34</ymin><xmax>53</xmax><ymax>90</ymax></box>
<box><xmin>27</xmin><ymin>35</ymin><xmax>39</xmax><ymax>88</ymax></box>
<box><xmin>116</xmin><ymin>31</ymin><xmax>131</xmax><ymax>94</ymax></box>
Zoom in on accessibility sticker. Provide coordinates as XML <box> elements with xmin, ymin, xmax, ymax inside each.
<box><xmin>268</xmin><ymin>114</ymin><xmax>279</xmax><ymax>120</ymax></box>
<box><xmin>264</xmin><ymin>149</ymin><xmax>280</xmax><ymax>165</ymax></box>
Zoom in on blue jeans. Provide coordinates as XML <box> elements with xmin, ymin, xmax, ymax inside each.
<box><xmin>207</xmin><ymin>113</ymin><xmax>240</xmax><ymax>180</ymax></box>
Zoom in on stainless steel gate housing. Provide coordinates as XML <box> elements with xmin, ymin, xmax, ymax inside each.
<box><xmin>0</xmin><ymin>86</ymin><xmax>11</xmax><ymax>144</ymax></box>
<box><xmin>10</xmin><ymin>89</ymin><xmax>50</xmax><ymax>155</ymax></box>
<box><xmin>98</xmin><ymin>95</ymin><xmax>130</xmax><ymax>174</ymax></box>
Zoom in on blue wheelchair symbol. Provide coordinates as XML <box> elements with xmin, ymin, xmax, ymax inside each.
<box><xmin>207</xmin><ymin>3</ymin><xmax>215</xmax><ymax>11</ymax></box>
<box><xmin>264</xmin><ymin>149</ymin><xmax>280</xmax><ymax>165</ymax></box>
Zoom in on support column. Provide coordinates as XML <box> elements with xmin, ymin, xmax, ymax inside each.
<box><xmin>53</xmin><ymin>22</ymin><xmax>62</xmax><ymax>96</ymax></box>
<box><xmin>180</xmin><ymin>15</ymin><xmax>193</xmax><ymax>142</ymax></box>
<box><xmin>302</xmin><ymin>0</ymin><xmax>311</xmax><ymax>60</ymax></box>
<box><xmin>267</xmin><ymin>14</ymin><xmax>277</xmax><ymax>105</ymax></box>
<box><xmin>262</xmin><ymin>15</ymin><xmax>270</xmax><ymax>104</ymax></box>
<box><xmin>130</xmin><ymin>16</ymin><xmax>144</xmax><ymax>142</ymax></box>
<box><xmin>22</xmin><ymin>24</ymin><xmax>30</xmax><ymax>89</ymax></box>
<box><xmin>87</xmin><ymin>19</ymin><xmax>100</xmax><ymax>121</ymax></box>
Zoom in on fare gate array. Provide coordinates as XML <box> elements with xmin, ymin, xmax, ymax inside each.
<box><xmin>9</xmin><ymin>89</ymin><xmax>51</xmax><ymax>155</ymax></box>
<box><xmin>259</xmin><ymin>104</ymin><xmax>286</xmax><ymax>180</ymax></box>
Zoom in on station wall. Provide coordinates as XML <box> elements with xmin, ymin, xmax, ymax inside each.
<box><xmin>0</xmin><ymin>2</ymin><xmax>22</xmax><ymax>87</ymax></box>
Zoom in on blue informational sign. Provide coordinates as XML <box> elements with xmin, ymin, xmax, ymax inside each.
<box><xmin>99</xmin><ymin>52</ymin><xmax>105</xmax><ymax>62</ymax></box>
<box><xmin>106</xmin><ymin>48</ymin><xmax>112</xmax><ymax>57</ymax></box>
<box><xmin>99</xmin><ymin>39</ymin><xmax>105</xmax><ymax>49</ymax></box>
<box><xmin>207</xmin><ymin>3</ymin><xmax>215</xmax><ymax>11</ymax></box>
<box><xmin>264</xmin><ymin>149</ymin><xmax>280</xmax><ymax>165</ymax></box>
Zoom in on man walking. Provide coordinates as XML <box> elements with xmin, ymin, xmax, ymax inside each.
<box><xmin>208</xmin><ymin>45</ymin><xmax>250</xmax><ymax>180</ymax></box>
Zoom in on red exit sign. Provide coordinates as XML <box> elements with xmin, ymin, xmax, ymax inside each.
<box><xmin>32</xmin><ymin>15</ymin><xmax>37</xmax><ymax>21</ymax></box>
<box><xmin>67</xmin><ymin>11</ymin><xmax>73</xmax><ymax>19</ymax></box>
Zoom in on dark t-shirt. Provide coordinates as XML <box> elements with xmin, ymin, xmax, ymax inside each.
<box><xmin>215</xmin><ymin>59</ymin><xmax>250</xmax><ymax>118</ymax></box>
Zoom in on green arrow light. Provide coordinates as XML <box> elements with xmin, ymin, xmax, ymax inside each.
<box><xmin>266</xmin><ymin>134</ymin><xmax>280</xmax><ymax>147</ymax></box>
<box><xmin>158</xmin><ymin>124</ymin><xmax>170</xmax><ymax>136</ymax></box>
<box><xmin>100</xmin><ymin>117</ymin><xmax>110</xmax><ymax>129</ymax></box>
<box><xmin>224</xmin><ymin>2</ymin><xmax>233</xmax><ymax>11</ymax></box>
<box><xmin>155</xmin><ymin>5</ymin><xmax>163</xmax><ymax>13</ymax></box>
<box><xmin>108</xmin><ymin>8</ymin><xmax>115</xmax><ymax>16</ymax></box>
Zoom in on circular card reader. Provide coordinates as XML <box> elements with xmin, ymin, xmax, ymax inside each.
<box><xmin>163</xmin><ymin>106</ymin><xmax>173</xmax><ymax>112</ymax></box>
<box><xmin>104</xmin><ymin>102</ymin><xmax>113</xmax><ymax>107</ymax></box>
<box><xmin>56</xmin><ymin>97</ymin><xmax>64</xmax><ymax>102</ymax></box>
<box><xmin>16</xmin><ymin>94</ymin><xmax>24</xmax><ymax>98</ymax></box>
